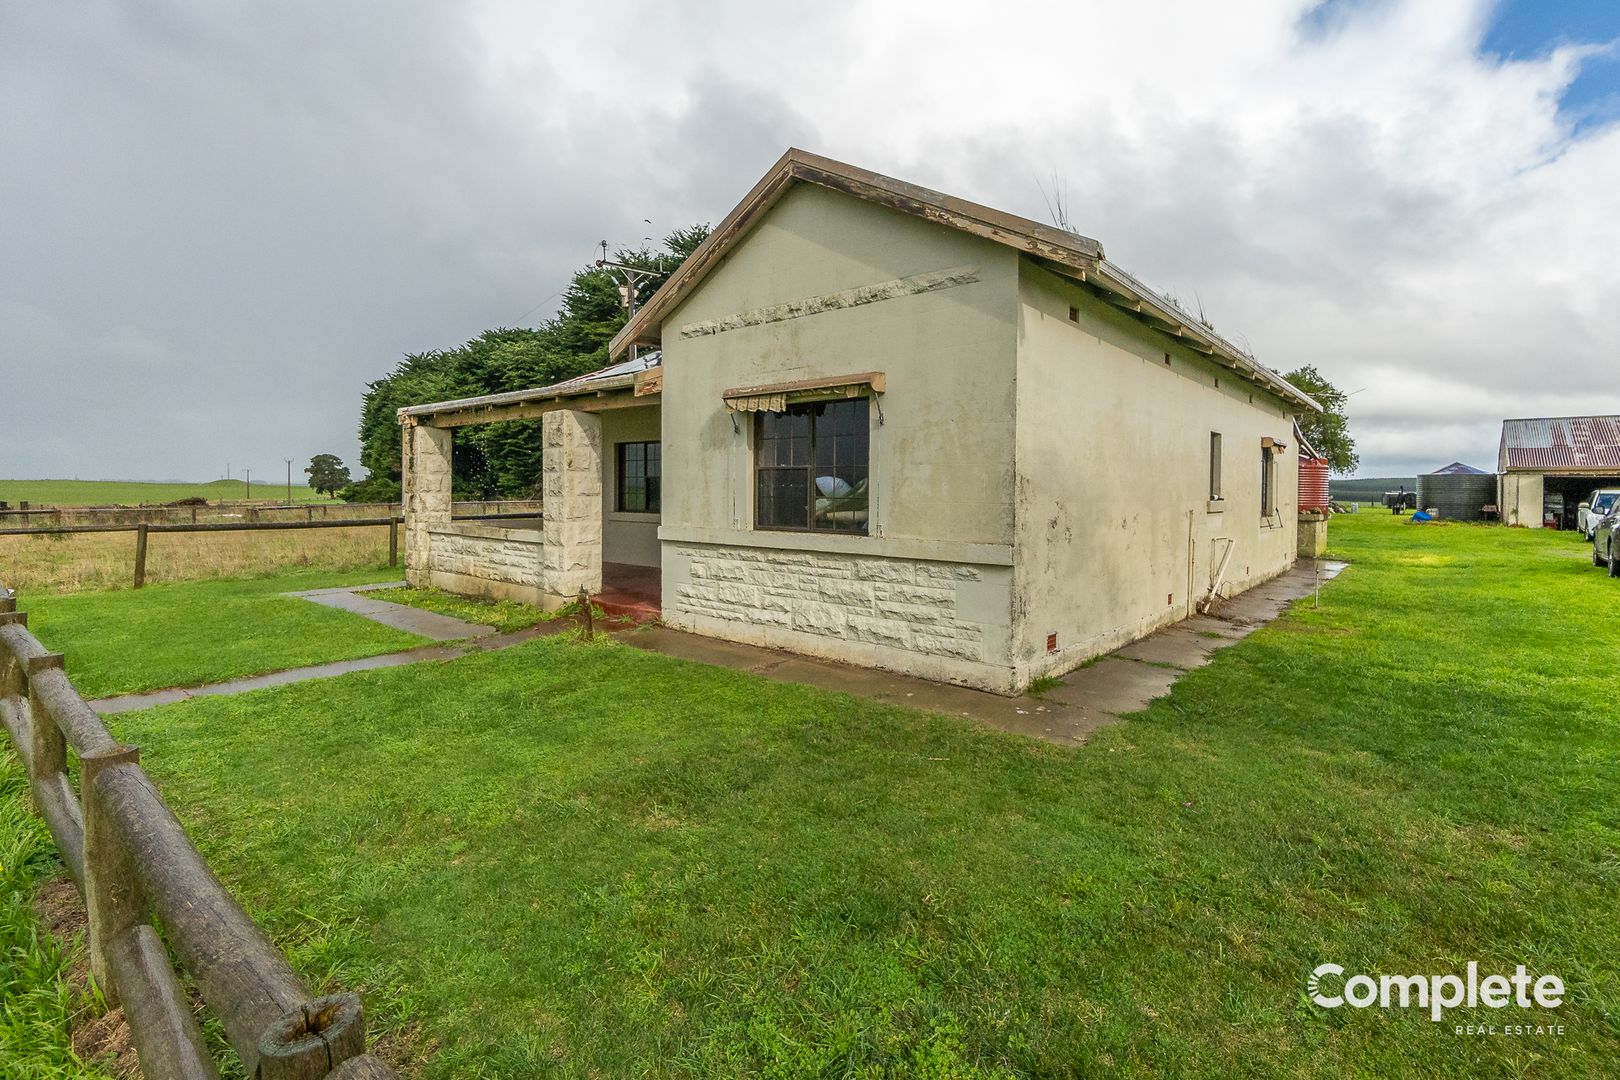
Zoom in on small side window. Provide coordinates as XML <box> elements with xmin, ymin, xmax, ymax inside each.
<box><xmin>1209</xmin><ymin>432</ymin><xmax>1223</xmax><ymax>501</ymax></box>
<box><xmin>1261</xmin><ymin>445</ymin><xmax>1276</xmax><ymax>517</ymax></box>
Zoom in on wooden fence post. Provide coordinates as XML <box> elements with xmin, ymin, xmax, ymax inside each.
<box><xmin>133</xmin><ymin>523</ymin><xmax>149</xmax><ymax>588</ymax></box>
<box><xmin>27</xmin><ymin>654</ymin><xmax>67</xmax><ymax>780</ymax></box>
<box><xmin>388</xmin><ymin>520</ymin><xmax>398</xmax><ymax>568</ymax></box>
<box><xmin>81</xmin><ymin>743</ymin><xmax>144</xmax><ymax>1006</ymax></box>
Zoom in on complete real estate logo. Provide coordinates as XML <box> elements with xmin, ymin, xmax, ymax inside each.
<box><xmin>1308</xmin><ymin>962</ymin><xmax>1565</xmax><ymax>1029</ymax></box>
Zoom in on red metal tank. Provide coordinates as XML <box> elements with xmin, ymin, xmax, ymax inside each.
<box><xmin>1299</xmin><ymin>456</ymin><xmax>1331</xmax><ymax>511</ymax></box>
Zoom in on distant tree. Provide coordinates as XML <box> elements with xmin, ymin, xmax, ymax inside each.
<box><xmin>305</xmin><ymin>454</ymin><xmax>352</xmax><ymax>497</ymax></box>
<box><xmin>352</xmin><ymin>224</ymin><xmax>710</xmax><ymax>498</ymax></box>
<box><xmin>338</xmin><ymin>473</ymin><xmax>401</xmax><ymax>504</ymax></box>
<box><xmin>1283</xmin><ymin>366</ymin><xmax>1359</xmax><ymax>475</ymax></box>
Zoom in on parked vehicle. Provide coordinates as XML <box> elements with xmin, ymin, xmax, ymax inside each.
<box><xmin>1592</xmin><ymin>510</ymin><xmax>1620</xmax><ymax>577</ymax></box>
<box><xmin>1578</xmin><ymin>489</ymin><xmax>1620</xmax><ymax>539</ymax></box>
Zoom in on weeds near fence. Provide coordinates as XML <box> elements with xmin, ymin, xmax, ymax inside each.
<box><xmin>0</xmin><ymin>761</ymin><xmax>119</xmax><ymax>1078</ymax></box>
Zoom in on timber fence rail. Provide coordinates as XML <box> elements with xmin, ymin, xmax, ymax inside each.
<box><xmin>0</xmin><ymin>498</ymin><xmax>543</xmax><ymax>528</ymax></box>
<box><xmin>0</xmin><ymin>583</ymin><xmax>398</xmax><ymax>1079</ymax></box>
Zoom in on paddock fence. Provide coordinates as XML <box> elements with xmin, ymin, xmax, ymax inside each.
<box><xmin>0</xmin><ymin>498</ymin><xmax>543</xmax><ymax>528</ymax></box>
<box><xmin>0</xmin><ymin>582</ymin><xmax>398</xmax><ymax>1079</ymax></box>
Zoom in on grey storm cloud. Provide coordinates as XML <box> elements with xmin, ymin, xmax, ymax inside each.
<box><xmin>3</xmin><ymin>0</ymin><xmax>1617</xmax><ymax>481</ymax></box>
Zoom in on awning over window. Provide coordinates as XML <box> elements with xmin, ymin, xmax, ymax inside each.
<box><xmin>723</xmin><ymin>371</ymin><xmax>885</xmax><ymax>413</ymax></box>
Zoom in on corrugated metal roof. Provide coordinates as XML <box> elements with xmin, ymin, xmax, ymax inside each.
<box><xmin>1499</xmin><ymin>416</ymin><xmax>1620</xmax><ymax>472</ymax></box>
<box><xmin>1425</xmin><ymin>461</ymin><xmax>1488</xmax><ymax>476</ymax></box>
<box><xmin>398</xmin><ymin>351</ymin><xmax>661</xmax><ymax>419</ymax></box>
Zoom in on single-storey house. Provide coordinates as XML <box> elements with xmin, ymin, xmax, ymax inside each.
<box><xmin>1498</xmin><ymin>415</ymin><xmax>1620</xmax><ymax>529</ymax></box>
<box><xmin>400</xmin><ymin>150</ymin><xmax>1319</xmax><ymax>694</ymax></box>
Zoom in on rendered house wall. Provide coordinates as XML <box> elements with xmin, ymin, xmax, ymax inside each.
<box><xmin>657</xmin><ymin>183</ymin><xmax>1023</xmax><ymax>691</ymax></box>
<box><xmin>1010</xmin><ymin>262</ymin><xmax>1302</xmax><ymax>686</ymax></box>
<box><xmin>599</xmin><ymin>405</ymin><xmax>662</xmax><ymax>567</ymax></box>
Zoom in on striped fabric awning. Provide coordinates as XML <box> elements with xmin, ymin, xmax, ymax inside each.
<box><xmin>723</xmin><ymin>371</ymin><xmax>886</xmax><ymax>413</ymax></box>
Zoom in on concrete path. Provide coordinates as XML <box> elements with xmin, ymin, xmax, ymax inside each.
<box><xmin>286</xmin><ymin>582</ymin><xmax>495</xmax><ymax>640</ymax></box>
<box><xmin>91</xmin><ymin>561</ymin><xmax>1344</xmax><ymax>744</ymax></box>
<box><xmin>621</xmin><ymin>559</ymin><xmax>1347</xmax><ymax>746</ymax></box>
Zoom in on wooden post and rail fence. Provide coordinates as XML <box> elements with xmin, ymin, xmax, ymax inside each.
<box><xmin>0</xmin><ymin>583</ymin><xmax>398</xmax><ymax>1078</ymax></box>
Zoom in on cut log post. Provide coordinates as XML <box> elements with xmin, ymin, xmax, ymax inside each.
<box><xmin>133</xmin><ymin>522</ymin><xmax>149</xmax><ymax>588</ymax></box>
<box><xmin>257</xmin><ymin>993</ymin><xmax>367</xmax><ymax>1080</ymax></box>
<box><xmin>81</xmin><ymin>745</ymin><xmax>144</xmax><ymax>1006</ymax></box>
<box><xmin>579</xmin><ymin>586</ymin><xmax>592</xmax><ymax>639</ymax></box>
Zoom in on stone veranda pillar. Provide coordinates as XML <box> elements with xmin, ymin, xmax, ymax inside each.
<box><xmin>541</xmin><ymin>410</ymin><xmax>603</xmax><ymax>608</ymax></box>
<box><xmin>403</xmin><ymin>422</ymin><xmax>452</xmax><ymax>586</ymax></box>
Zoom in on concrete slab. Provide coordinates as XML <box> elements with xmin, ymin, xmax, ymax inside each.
<box><xmin>287</xmin><ymin>584</ymin><xmax>495</xmax><ymax>640</ymax></box>
<box><xmin>92</xmin><ymin>644</ymin><xmax>468</xmax><ymax>714</ymax></box>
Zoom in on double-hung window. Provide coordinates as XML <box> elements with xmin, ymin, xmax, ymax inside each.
<box><xmin>755</xmin><ymin>398</ymin><xmax>869</xmax><ymax>534</ymax></box>
<box><xmin>615</xmin><ymin>441</ymin><xmax>660</xmax><ymax>513</ymax></box>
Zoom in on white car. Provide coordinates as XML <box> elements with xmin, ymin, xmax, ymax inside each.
<box><xmin>1579</xmin><ymin>489</ymin><xmax>1620</xmax><ymax>539</ymax></box>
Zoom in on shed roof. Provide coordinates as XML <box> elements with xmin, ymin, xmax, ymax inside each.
<box><xmin>1499</xmin><ymin>416</ymin><xmax>1620</xmax><ymax>472</ymax></box>
<box><xmin>608</xmin><ymin>148</ymin><xmax>1318</xmax><ymax>413</ymax></box>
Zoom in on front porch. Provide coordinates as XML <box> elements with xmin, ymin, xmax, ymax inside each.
<box><xmin>398</xmin><ymin>357</ymin><xmax>663</xmax><ymax>615</ymax></box>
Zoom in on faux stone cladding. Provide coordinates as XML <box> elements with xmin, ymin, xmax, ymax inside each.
<box><xmin>673</xmin><ymin>546</ymin><xmax>986</xmax><ymax>663</ymax></box>
<box><xmin>429</xmin><ymin>530</ymin><xmax>543</xmax><ymax>586</ymax></box>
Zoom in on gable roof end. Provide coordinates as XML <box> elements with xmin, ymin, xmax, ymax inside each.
<box><xmin>611</xmin><ymin>148</ymin><xmax>1318</xmax><ymax>413</ymax></box>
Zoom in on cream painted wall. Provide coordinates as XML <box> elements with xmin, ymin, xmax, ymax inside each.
<box><xmin>656</xmin><ymin>182</ymin><xmax>1022</xmax><ymax>685</ymax></box>
<box><xmin>1499</xmin><ymin>472</ymin><xmax>1543</xmax><ymax>528</ymax></box>
<box><xmin>1011</xmin><ymin>263</ymin><xmax>1301</xmax><ymax>684</ymax></box>
<box><xmin>659</xmin><ymin>183</ymin><xmax>1021</xmax><ymax>549</ymax></box>
<box><xmin>599</xmin><ymin>404</ymin><xmax>661</xmax><ymax>567</ymax></box>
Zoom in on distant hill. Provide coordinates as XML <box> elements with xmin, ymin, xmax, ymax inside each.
<box><xmin>0</xmin><ymin>478</ymin><xmax>331</xmax><ymax>507</ymax></box>
<box><xmin>1329</xmin><ymin>477</ymin><xmax>1417</xmax><ymax>503</ymax></box>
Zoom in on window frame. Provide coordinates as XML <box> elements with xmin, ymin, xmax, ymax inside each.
<box><xmin>752</xmin><ymin>397</ymin><xmax>870</xmax><ymax>536</ymax></box>
<box><xmin>1209</xmin><ymin>431</ymin><xmax>1223</xmax><ymax>502</ymax></box>
<box><xmin>1260</xmin><ymin>444</ymin><xmax>1276</xmax><ymax>518</ymax></box>
<box><xmin>613</xmin><ymin>440</ymin><xmax>661</xmax><ymax>514</ymax></box>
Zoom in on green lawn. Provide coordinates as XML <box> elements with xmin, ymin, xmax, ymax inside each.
<box><xmin>0</xmin><ymin>478</ymin><xmax>331</xmax><ymax>507</ymax></box>
<box><xmin>19</xmin><ymin>569</ymin><xmax>424</xmax><ymax>698</ymax></box>
<box><xmin>376</xmin><ymin>585</ymin><xmax>564</xmax><ymax>634</ymax></box>
<box><xmin>46</xmin><ymin>513</ymin><xmax>1608</xmax><ymax>1076</ymax></box>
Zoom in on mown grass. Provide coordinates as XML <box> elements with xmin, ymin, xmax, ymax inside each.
<box><xmin>19</xmin><ymin>569</ymin><xmax>423</xmax><ymax>698</ymax></box>
<box><xmin>2</xmin><ymin>525</ymin><xmax>396</xmax><ymax>595</ymax></box>
<box><xmin>0</xmin><ymin>761</ymin><xmax>116</xmax><ymax>1077</ymax></box>
<box><xmin>62</xmin><ymin>513</ymin><xmax>1614</xmax><ymax>1077</ymax></box>
<box><xmin>0</xmin><ymin>478</ymin><xmax>328</xmax><ymax>507</ymax></box>
<box><xmin>376</xmin><ymin>586</ymin><xmax>563</xmax><ymax>634</ymax></box>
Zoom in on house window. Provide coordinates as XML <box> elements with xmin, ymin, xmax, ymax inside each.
<box><xmin>1209</xmin><ymin>432</ymin><xmax>1223</xmax><ymax>501</ymax></box>
<box><xmin>615</xmin><ymin>441</ymin><xmax>660</xmax><ymax>513</ymax></box>
<box><xmin>1261</xmin><ymin>445</ymin><xmax>1276</xmax><ymax>517</ymax></box>
<box><xmin>755</xmin><ymin>398</ymin><xmax>869</xmax><ymax>533</ymax></box>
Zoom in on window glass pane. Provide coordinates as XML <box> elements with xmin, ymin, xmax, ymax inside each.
<box><xmin>616</xmin><ymin>441</ymin><xmax>661</xmax><ymax>513</ymax></box>
<box><xmin>812</xmin><ymin>399</ymin><xmax>869</xmax><ymax>533</ymax></box>
<box><xmin>757</xmin><ymin>468</ymin><xmax>809</xmax><ymax>528</ymax></box>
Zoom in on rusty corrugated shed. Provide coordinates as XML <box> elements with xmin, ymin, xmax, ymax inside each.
<box><xmin>1498</xmin><ymin>416</ymin><xmax>1620</xmax><ymax>472</ymax></box>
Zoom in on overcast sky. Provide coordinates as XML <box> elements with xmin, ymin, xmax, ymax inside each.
<box><xmin>3</xmin><ymin>0</ymin><xmax>1617</xmax><ymax>482</ymax></box>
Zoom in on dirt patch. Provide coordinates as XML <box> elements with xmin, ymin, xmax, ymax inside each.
<box><xmin>73</xmin><ymin>1006</ymin><xmax>139</xmax><ymax>1077</ymax></box>
<box><xmin>32</xmin><ymin>876</ymin><xmax>139</xmax><ymax>1077</ymax></box>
